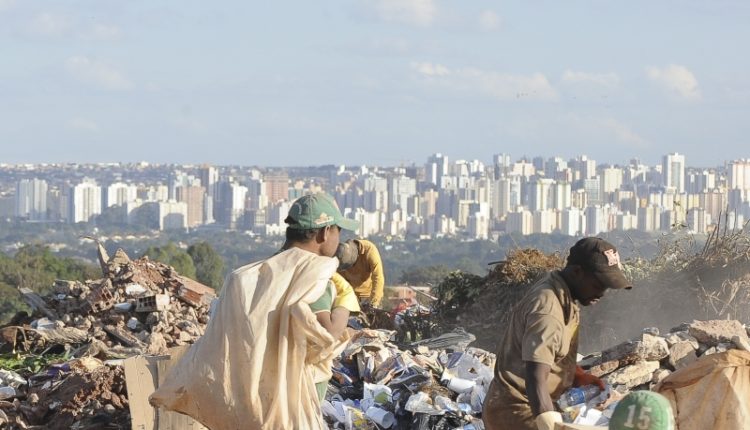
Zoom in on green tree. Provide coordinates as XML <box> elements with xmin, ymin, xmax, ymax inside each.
<box><xmin>0</xmin><ymin>246</ymin><xmax>99</xmax><ymax>324</ymax></box>
<box><xmin>399</xmin><ymin>264</ymin><xmax>453</xmax><ymax>286</ymax></box>
<box><xmin>142</xmin><ymin>242</ymin><xmax>197</xmax><ymax>279</ymax></box>
<box><xmin>187</xmin><ymin>241</ymin><xmax>225</xmax><ymax>290</ymax></box>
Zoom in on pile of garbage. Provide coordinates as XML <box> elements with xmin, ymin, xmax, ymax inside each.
<box><xmin>0</xmin><ymin>244</ymin><xmax>215</xmax><ymax>429</ymax></box>
<box><xmin>323</xmin><ymin>328</ymin><xmax>493</xmax><ymax>429</ymax></box>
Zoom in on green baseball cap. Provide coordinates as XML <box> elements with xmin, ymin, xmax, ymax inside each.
<box><xmin>284</xmin><ymin>193</ymin><xmax>360</xmax><ymax>231</ymax></box>
<box><xmin>609</xmin><ymin>391</ymin><xmax>675</xmax><ymax>430</ymax></box>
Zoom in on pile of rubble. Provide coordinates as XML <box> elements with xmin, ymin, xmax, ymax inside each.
<box><xmin>323</xmin><ymin>328</ymin><xmax>493</xmax><ymax>429</ymax></box>
<box><xmin>581</xmin><ymin>319</ymin><xmax>750</xmax><ymax>391</ymax></box>
<box><xmin>558</xmin><ymin>319</ymin><xmax>750</xmax><ymax>426</ymax></box>
<box><xmin>0</xmin><ymin>244</ymin><xmax>215</xmax><ymax>429</ymax></box>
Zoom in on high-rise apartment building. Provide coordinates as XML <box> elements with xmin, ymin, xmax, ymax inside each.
<box><xmin>583</xmin><ymin>178</ymin><xmax>602</xmax><ymax>205</ymax></box>
<box><xmin>15</xmin><ymin>178</ymin><xmax>47</xmax><ymax>220</ymax></box>
<box><xmin>600</xmin><ymin>166</ymin><xmax>623</xmax><ymax>196</ymax></box>
<box><xmin>662</xmin><ymin>153</ymin><xmax>686</xmax><ymax>193</ymax></box>
<box><xmin>264</xmin><ymin>172</ymin><xmax>289</xmax><ymax>204</ymax></box>
<box><xmin>388</xmin><ymin>176</ymin><xmax>417</xmax><ymax>212</ymax></box>
<box><xmin>728</xmin><ymin>159</ymin><xmax>750</xmax><ymax>190</ymax></box>
<box><xmin>493</xmin><ymin>153</ymin><xmax>511</xmax><ymax>179</ymax></box>
<box><xmin>425</xmin><ymin>153</ymin><xmax>449</xmax><ymax>186</ymax></box>
<box><xmin>157</xmin><ymin>201</ymin><xmax>188</xmax><ymax>230</ymax></box>
<box><xmin>70</xmin><ymin>179</ymin><xmax>102</xmax><ymax>223</ymax></box>
<box><xmin>105</xmin><ymin>182</ymin><xmax>138</xmax><ymax>207</ymax></box>
<box><xmin>175</xmin><ymin>185</ymin><xmax>206</xmax><ymax>227</ymax></box>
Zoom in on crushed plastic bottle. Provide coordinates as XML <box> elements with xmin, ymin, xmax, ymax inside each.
<box><xmin>557</xmin><ymin>385</ymin><xmax>601</xmax><ymax>409</ymax></box>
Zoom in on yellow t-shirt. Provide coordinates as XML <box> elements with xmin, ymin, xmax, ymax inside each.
<box><xmin>339</xmin><ymin>239</ymin><xmax>385</xmax><ymax>306</ymax></box>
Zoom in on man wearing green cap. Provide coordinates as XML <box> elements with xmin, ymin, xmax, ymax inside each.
<box><xmin>483</xmin><ymin>237</ymin><xmax>632</xmax><ymax>430</ymax></box>
<box><xmin>150</xmin><ymin>192</ymin><xmax>362</xmax><ymax>429</ymax></box>
<box><xmin>282</xmin><ymin>192</ymin><xmax>362</xmax><ymax>401</ymax></box>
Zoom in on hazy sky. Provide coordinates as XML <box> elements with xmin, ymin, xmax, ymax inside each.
<box><xmin>1</xmin><ymin>1</ymin><xmax>749</xmax><ymax>167</ymax></box>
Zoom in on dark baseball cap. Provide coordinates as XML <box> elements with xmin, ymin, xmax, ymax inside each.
<box><xmin>567</xmin><ymin>237</ymin><xmax>632</xmax><ymax>290</ymax></box>
<box><xmin>284</xmin><ymin>193</ymin><xmax>360</xmax><ymax>231</ymax></box>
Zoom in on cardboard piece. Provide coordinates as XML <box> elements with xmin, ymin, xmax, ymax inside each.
<box><xmin>124</xmin><ymin>346</ymin><xmax>207</xmax><ymax>430</ymax></box>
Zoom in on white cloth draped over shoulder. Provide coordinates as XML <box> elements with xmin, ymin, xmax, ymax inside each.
<box><xmin>150</xmin><ymin>248</ymin><xmax>343</xmax><ymax>430</ymax></box>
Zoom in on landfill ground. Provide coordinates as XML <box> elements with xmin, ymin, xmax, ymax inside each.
<box><xmin>2</xmin><ymin>228</ymin><xmax>750</xmax><ymax>429</ymax></box>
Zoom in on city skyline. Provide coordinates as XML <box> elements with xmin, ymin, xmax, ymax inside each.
<box><xmin>1</xmin><ymin>1</ymin><xmax>749</xmax><ymax>166</ymax></box>
<box><xmin>5</xmin><ymin>151</ymin><xmax>750</xmax><ymax>240</ymax></box>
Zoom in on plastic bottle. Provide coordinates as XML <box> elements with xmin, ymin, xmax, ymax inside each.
<box><xmin>557</xmin><ymin>385</ymin><xmax>601</xmax><ymax>409</ymax></box>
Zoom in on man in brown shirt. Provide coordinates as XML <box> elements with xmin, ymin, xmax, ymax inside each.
<box><xmin>483</xmin><ymin>237</ymin><xmax>632</xmax><ymax>430</ymax></box>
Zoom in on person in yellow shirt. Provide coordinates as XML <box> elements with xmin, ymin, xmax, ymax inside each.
<box><xmin>335</xmin><ymin>239</ymin><xmax>385</xmax><ymax>307</ymax></box>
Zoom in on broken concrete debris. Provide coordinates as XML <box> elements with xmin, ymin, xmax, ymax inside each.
<box><xmin>557</xmin><ymin>320</ymin><xmax>750</xmax><ymax>427</ymax></box>
<box><xmin>0</xmin><ymin>246</ymin><xmax>215</xmax><ymax>429</ymax></box>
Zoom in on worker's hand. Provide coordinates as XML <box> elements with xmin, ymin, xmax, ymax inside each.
<box><xmin>535</xmin><ymin>411</ymin><xmax>562</xmax><ymax>430</ymax></box>
<box><xmin>574</xmin><ymin>365</ymin><xmax>605</xmax><ymax>390</ymax></box>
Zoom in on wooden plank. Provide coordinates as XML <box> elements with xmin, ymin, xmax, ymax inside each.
<box><xmin>123</xmin><ymin>355</ymin><xmax>160</xmax><ymax>430</ymax></box>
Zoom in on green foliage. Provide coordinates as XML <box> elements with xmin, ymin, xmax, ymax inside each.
<box><xmin>142</xmin><ymin>242</ymin><xmax>197</xmax><ymax>279</ymax></box>
<box><xmin>0</xmin><ymin>245</ymin><xmax>99</xmax><ymax>325</ymax></box>
<box><xmin>399</xmin><ymin>265</ymin><xmax>453</xmax><ymax>286</ymax></box>
<box><xmin>376</xmin><ymin>237</ymin><xmax>502</xmax><ymax>286</ymax></box>
<box><xmin>432</xmin><ymin>271</ymin><xmax>485</xmax><ymax>315</ymax></box>
<box><xmin>0</xmin><ymin>352</ymin><xmax>70</xmax><ymax>374</ymax></box>
<box><xmin>187</xmin><ymin>241</ymin><xmax>225</xmax><ymax>290</ymax></box>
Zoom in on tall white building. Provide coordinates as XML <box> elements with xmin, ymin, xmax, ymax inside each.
<box><xmin>686</xmin><ymin>208</ymin><xmax>710</xmax><ymax>234</ymax></box>
<box><xmin>15</xmin><ymin>179</ymin><xmax>48</xmax><ymax>220</ymax></box>
<box><xmin>468</xmin><ymin>212</ymin><xmax>490</xmax><ymax>239</ymax></box>
<box><xmin>561</xmin><ymin>208</ymin><xmax>585</xmax><ymax>236</ymax></box>
<box><xmin>105</xmin><ymin>182</ymin><xmax>138</xmax><ymax>207</ymax></box>
<box><xmin>491</xmin><ymin>177</ymin><xmax>511</xmax><ymax>220</ymax></box>
<box><xmin>229</xmin><ymin>184</ymin><xmax>248</xmax><ymax>228</ymax></box>
<box><xmin>493</xmin><ymin>153</ymin><xmax>511</xmax><ymax>178</ymax></box>
<box><xmin>600</xmin><ymin>166</ymin><xmax>623</xmax><ymax>197</ymax></box>
<box><xmin>728</xmin><ymin>159</ymin><xmax>750</xmax><ymax>190</ymax></box>
<box><xmin>583</xmin><ymin>178</ymin><xmax>602</xmax><ymax>205</ymax></box>
<box><xmin>158</xmin><ymin>201</ymin><xmax>189</xmax><ymax>230</ymax></box>
<box><xmin>574</xmin><ymin>155</ymin><xmax>597</xmax><ymax>180</ymax></box>
<box><xmin>529</xmin><ymin>178</ymin><xmax>554</xmax><ymax>212</ymax></box>
<box><xmin>70</xmin><ymin>179</ymin><xmax>102</xmax><ymax>223</ymax></box>
<box><xmin>638</xmin><ymin>205</ymin><xmax>662</xmax><ymax>232</ymax></box>
<box><xmin>388</xmin><ymin>176</ymin><xmax>417</xmax><ymax>212</ymax></box>
<box><xmin>662</xmin><ymin>152</ymin><xmax>686</xmax><ymax>193</ymax></box>
<box><xmin>585</xmin><ymin>206</ymin><xmax>608</xmax><ymax>235</ymax></box>
<box><xmin>426</xmin><ymin>153</ymin><xmax>449</xmax><ymax>186</ymax></box>
<box><xmin>551</xmin><ymin>182</ymin><xmax>572</xmax><ymax>210</ymax></box>
<box><xmin>506</xmin><ymin>208</ymin><xmax>533</xmax><ymax>235</ymax></box>
<box><xmin>533</xmin><ymin>209</ymin><xmax>556</xmax><ymax>234</ymax></box>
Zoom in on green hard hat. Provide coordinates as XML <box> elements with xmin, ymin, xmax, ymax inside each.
<box><xmin>609</xmin><ymin>391</ymin><xmax>675</xmax><ymax>430</ymax></box>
